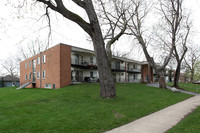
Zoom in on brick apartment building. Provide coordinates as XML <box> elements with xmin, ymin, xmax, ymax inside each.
<box><xmin>19</xmin><ymin>43</ymin><xmax>174</xmax><ymax>89</ymax></box>
<box><xmin>20</xmin><ymin>44</ymin><xmax>71</xmax><ymax>89</ymax></box>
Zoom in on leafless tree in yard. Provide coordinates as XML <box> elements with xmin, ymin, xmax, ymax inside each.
<box><xmin>126</xmin><ymin>0</ymin><xmax>174</xmax><ymax>88</ymax></box>
<box><xmin>32</xmin><ymin>0</ymin><xmax>117</xmax><ymax>98</ymax></box>
<box><xmin>184</xmin><ymin>45</ymin><xmax>200</xmax><ymax>83</ymax></box>
<box><xmin>96</xmin><ymin>0</ymin><xmax>133</xmax><ymax>66</ymax></box>
<box><xmin>1</xmin><ymin>57</ymin><xmax>19</xmax><ymax>85</ymax></box>
<box><xmin>158</xmin><ymin>0</ymin><xmax>191</xmax><ymax>88</ymax></box>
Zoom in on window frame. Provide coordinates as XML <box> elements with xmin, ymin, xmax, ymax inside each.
<box><xmin>42</xmin><ymin>55</ymin><xmax>46</xmax><ymax>63</ymax></box>
<box><xmin>29</xmin><ymin>61</ymin><xmax>31</xmax><ymax>68</ymax></box>
<box><xmin>37</xmin><ymin>71</ymin><xmax>40</xmax><ymax>79</ymax></box>
<box><xmin>25</xmin><ymin>62</ymin><xmax>27</xmax><ymax>69</ymax></box>
<box><xmin>29</xmin><ymin>73</ymin><xmax>31</xmax><ymax>80</ymax></box>
<box><xmin>133</xmin><ymin>64</ymin><xmax>137</xmax><ymax>69</ymax></box>
<box><xmin>42</xmin><ymin>70</ymin><xmax>46</xmax><ymax>79</ymax></box>
<box><xmin>45</xmin><ymin>84</ymin><xmax>51</xmax><ymax>89</ymax></box>
<box><xmin>37</xmin><ymin>57</ymin><xmax>40</xmax><ymax>65</ymax></box>
<box><xmin>25</xmin><ymin>74</ymin><xmax>27</xmax><ymax>80</ymax></box>
<box><xmin>90</xmin><ymin>71</ymin><xmax>94</xmax><ymax>78</ymax></box>
<box><xmin>133</xmin><ymin>74</ymin><xmax>138</xmax><ymax>80</ymax></box>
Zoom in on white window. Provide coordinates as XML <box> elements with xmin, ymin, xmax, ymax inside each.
<box><xmin>29</xmin><ymin>73</ymin><xmax>31</xmax><ymax>80</ymax></box>
<box><xmin>133</xmin><ymin>74</ymin><xmax>138</xmax><ymax>80</ymax></box>
<box><xmin>25</xmin><ymin>74</ymin><xmax>27</xmax><ymax>80</ymax></box>
<box><xmin>42</xmin><ymin>71</ymin><xmax>46</xmax><ymax>79</ymax></box>
<box><xmin>37</xmin><ymin>72</ymin><xmax>40</xmax><ymax>79</ymax></box>
<box><xmin>29</xmin><ymin>61</ymin><xmax>31</xmax><ymax>67</ymax></box>
<box><xmin>37</xmin><ymin>57</ymin><xmax>40</xmax><ymax>65</ymax></box>
<box><xmin>45</xmin><ymin>84</ymin><xmax>51</xmax><ymax>88</ymax></box>
<box><xmin>90</xmin><ymin>71</ymin><xmax>93</xmax><ymax>78</ymax></box>
<box><xmin>133</xmin><ymin>64</ymin><xmax>137</xmax><ymax>69</ymax></box>
<box><xmin>93</xmin><ymin>71</ymin><xmax>97</xmax><ymax>77</ymax></box>
<box><xmin>42</xmin><ymin>55</ymin><xmax>46</xmax><ymax>63</ymax></box>
<box><xmin>90</xmin><ymin>56</ymin><xmax>93</xmax><ymax>64</ymax></box>
<box><xmin>25</xmin><ymin>62</ymin><xmax>27</xmax><ymax>68</ymax></box>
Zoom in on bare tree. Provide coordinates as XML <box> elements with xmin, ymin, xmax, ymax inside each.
<box><xmin>1</xmin><ymin>57</ymin><xmax>19</xmax><ymax>85</ymax></box>
<box><xmin>158</xmin><ymin>0</ymin><xmax>191</xmax><ymax>88</ymax></box>
<box><xmin>172</xmin><ymin>29</ymin><xmax>190</xmax><ymax>87</ymax></box>
<box><xmin>18</xmin><ymin>37</ymin><xmax>48</xmax><ymax>60</ymax></box>
<box><xmin>34</xmin><ymin>0</ymin><xmax>116</xmax><ymax>98</ymax></box>
<box><xmin>127</xmin><ymin>0</ymin><xmax>174</xmax><ymax>88</ymax></box>
<box><xmin>96</xmin><ymin>0</ymin><xmax>132</xmax><ymax>66</ymax></box>
<box><xmin>184</xmin><ymin>45</ymin><xmax>200</xmax><ymax>83</ymax></box>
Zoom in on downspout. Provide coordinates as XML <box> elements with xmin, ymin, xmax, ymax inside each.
<box><xmin>40</xmin><ymin>52</ymin><xmax>42</xmax><ymax>88</ymax></box>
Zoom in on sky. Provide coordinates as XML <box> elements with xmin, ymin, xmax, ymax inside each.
<box><xmin>0</xmin><ymin>0</ymin><xmax>200</xmax><ymax>64</ymax></box>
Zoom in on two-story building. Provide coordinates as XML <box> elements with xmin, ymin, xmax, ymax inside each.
<box><xmin>19</xmin><ymin>43</ymin><xmax>174</xmax><ymax>89</ymax></box>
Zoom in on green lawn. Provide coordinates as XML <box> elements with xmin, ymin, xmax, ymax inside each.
<box><xmin>0</xmin><ymin>83</ymin><xmax>191</xmax><ymax>133</ymax></box>
<box><xmin>167</xmin><ymin>106</ymin><xmax>200</xmax><ymax>133</ymax></box>
<box><xmin>168</xmin><ymin>82</ymin><xmax>200</xmax><ymax>93</ymax></box>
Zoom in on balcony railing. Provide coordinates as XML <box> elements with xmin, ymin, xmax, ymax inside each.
<box><xmin>115</xmin><ymin>77</ymin><xmax>141</xmax><ymax>83</ymax></box>
<box><xmin>71</xmin><ymin>76</ymin><xmax>98</xmax><ymax>83</ymax></box>
<box><xmin>111</xmin><ymin>65</ymin><xmax>126</xmax><ymax>70</ymax></box>
<box><xmin>71</xmin><ymin>76</ymin><xmax>141</xmax><ymax>83</ymax></box>
<box><xmin>71</xmin><ymin>58</ymin><xmax>97</xmax><ymax>66</ymax></box>
<box><xmin>127</xmin><ymin>68</ymin><xmax>141</xmax><ymax>72</ymax></box>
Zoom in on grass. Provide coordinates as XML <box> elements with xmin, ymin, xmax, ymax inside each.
<box><xmin>168</xmin><ymin>82</ymin><xmax>200</xmax><ymax>93</ymax></box>
<box><xmin>0</xmin><ymin>83</ymin><xmax>191</xmax><ymax>133</ymax></box>
<box><xmin>167</xmin><ymin>106</ymin><xmax>200</xmax><ymax>133</ymax></box>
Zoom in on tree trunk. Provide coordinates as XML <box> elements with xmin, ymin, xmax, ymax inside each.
<box><xmin>36</xmin><ymin>0</ymin><xmax>116</xmax><ymax>98</ymax></box>
<box><xmin>190</xmin><ymin>70</ymin><xmax>194</xmax><ymax>83</ymax></box>
<box><xmin>106</xmin><ymin>47</ymin><xmax>112</xmax><ymax>68</ymax></box>
<box><xmin>158</xmin><ymin>70</ymin><xmax>167</xmax><ymax>89</ymax></box>
<box><xmin>86</xmin><ymin>1</ymin><xmax>116</xmax><ymax>98</ymax></box>
<box><xmin>93</xmin><ymin>36</ymin><xmax>116</xmax><ymax>98</ymax></box>
<box><xmin>173</xmin><ymin>63</ymin><xmax>181</xmax><ymax>88</ymax></box>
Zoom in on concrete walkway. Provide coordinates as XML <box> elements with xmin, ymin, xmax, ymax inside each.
<box><xmin>106</xmin><ymin>95</ymin><xmax>200</xmax><ymax>133</ymax></box>
<box><xmin>147</xmin><ymin>82</ymin><xmax>199</xmax><ymax>96</ymax></box>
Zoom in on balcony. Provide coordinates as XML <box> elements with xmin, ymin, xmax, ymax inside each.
<box><xmin>71</xmin><ymin>76</ymin><xmax>98</xmax><ymax>83</ymax></box>
<box><xmin>111</xmin><ymin>65</ymin><xmax>126</xmax><ymax>72</ymax></box>
<box><xmin>127</xmin><ymin>68</ymin><xmax>141</xmax><ymax>73</ymax></box>
<box><xmin>71</xmin><ymin>58</ymin><xmax>97</xmax><ymax>69</ymax></box>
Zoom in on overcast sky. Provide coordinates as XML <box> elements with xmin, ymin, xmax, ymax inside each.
<box><xmin>0</xmin><ymin>0</ymin><xmax>200</xmax><ymax>64</ymax></box>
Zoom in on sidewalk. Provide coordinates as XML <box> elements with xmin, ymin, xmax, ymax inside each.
<box><xmin>106</xmin><ymin>95</ymin><xmax>200</xmax><ymax>133</ymax></box>
<box><xmin>146</xmin><ymin>82</ymin><xmax>199</xmax><ymax>96</ymax></box>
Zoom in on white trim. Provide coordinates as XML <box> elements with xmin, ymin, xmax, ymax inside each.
<box><xmin>42</xmin><ymin>70</ymin><xmax>46</xmax><ymax>79</ymax></box>
<box><xmin>45</xmin><ymin>84</ymin><xmax>51</xmax><ymax>88</ymax></box>
<box><xmin>25</xmin><ymin>74</ymin><xmax>27</xmax><ymax>80</ymax></box>
<box><xmin>42</xmin><ymin>55</ymin><xmax>46</xmax><ymax>63</ymax></box>
<box><xmin>37</xmin><ymin>57</ymin><xmax>40</xmax><ymax>65</ymax></box>
<box><xmin>25</xmin><ymin>62</ymin><xmax>27</xmax><ymax>69</ymax></box>
<box><xmin>37</xmin><ymin>71</ymin><xmax>40</xmax><ymax>79</ymax></box>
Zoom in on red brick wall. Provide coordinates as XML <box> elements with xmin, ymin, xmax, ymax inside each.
<box><xmin>60</xmin><ymin>44</ymin><xmax>71</xmax><ymax>88</ymax></box>
<box><xmin>141</xmin><ymin>64</ymin><xmax>153</xmax><ymax>83</ymax></box>
<box><xmin>20</xmin><ymin>54</ymin><xmax>40</xmax><ymax>88</ymax></box>
<box><xmin>41</xmin><ymin>45</ymin><xmax>61</xmax><ymax>88</ymax></box>
<box><xmin>20</xmin><ymin>44</ymin><xmax>71</xmax><ymax>89</ymax></box>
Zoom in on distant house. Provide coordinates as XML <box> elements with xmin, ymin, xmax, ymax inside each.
<box><xmin>0</xmin><ymin>75</ymin><xmax>20</xmax><ymax>88</ymax></box>
<box><xmin>179</xmin><ymin>73</ymin><xmax>189</xmax><ymax>83</ymax></box>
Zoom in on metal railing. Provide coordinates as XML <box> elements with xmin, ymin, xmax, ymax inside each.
<box><xmin>111</xmin><ymin>64</ymin><xmax>126</xmax><ymax>70</ymax></box>
<box><xmin>71</xmin><ymin>76</ymin><xmax>99</xmax><ymax>83</ymax></box>
<box><xmin>127</xmin><ymin>68</ymin><xmax>141</xmax><ymax>72</ymax></box>
<box><xmin>71</xmin><ymin>58</ymin><xmax>97</xmax><ymax>66</ymax></box>
<box><xmin>71</xmin><ymin>76</ymin><xmax>141</xmax><ymax>83</ymax></box>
